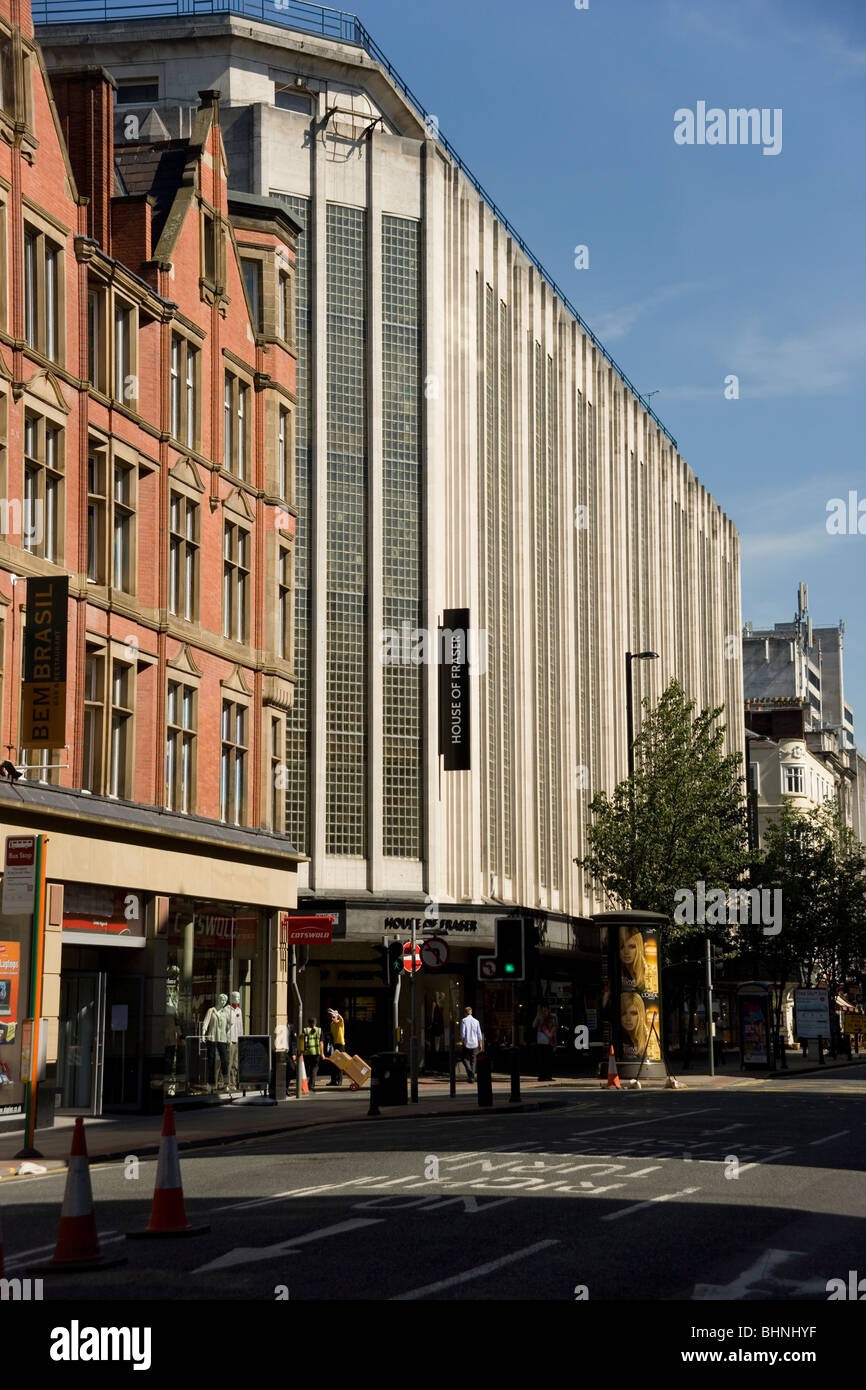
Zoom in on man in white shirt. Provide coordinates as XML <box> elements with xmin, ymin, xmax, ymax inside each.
<box><xmin>460</xmin><ymin>1006</ymin><xmax>483</xmax><ymax>1082</ymax></box>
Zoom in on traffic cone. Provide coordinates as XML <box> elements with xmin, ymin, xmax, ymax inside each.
<box><xmin>297</xmin><ymin>1053</ymin><xmax>309</xmax><ymax>1094</ymax></box>
<box><xmin>31</xmin><ymin>1117</ymin><xmax>126</xmax><ymax>1272</ymax></box>
<box><xmin>606</xmin><ymin>1045</ymin><xmax>622</xmax><ymax>1090</ymax></box>
<box><xmin>127</xmin><ymin>1105</ymin><xmax>209</xmax><ymax>1238</ymax></box>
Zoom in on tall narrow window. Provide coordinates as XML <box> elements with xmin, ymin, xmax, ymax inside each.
<box><xmin>220</xmin><ymin>699</ymin><xmax>247</xmax><ymax>825</ymax></box>
<box><xmin>109</xmin><ymin>661</ymin><xmax>133</xmax><ymax>798</ymax></box>
<box><xmin>87</xmin><ymin>289</ymin><xmax>104</xmax><ymax>389</ymax></box>
<box><xmin>270</xmin><ymin>715</ymin><xmax>283</xmax><ymax>830</ymax></box>
<box><xmin>166</xmin><ymin>680</ymin><xmax>196</xmax><ymax>813</ymax></box>
<box><xmin>185</xmin><ymin>348</ymin><xmax>196</xmax><ymax>445</ymax></box>
<box><xmin>23</xmin><ymin>227</ymin><xmax>63</xmax><ymax>361</ymax></box>
<box><xmin>23</xmin><ymin>231</ymin><xmax>36</xmax><ymax>348</ymax></box>
<box><xmin>87</xmin><ymin>450</ymin><xmax>107</xmax><ymax>582</ymax></box>
<box><xmin>278</xmin><ymin>407</ymin><xmax>289</xmax><ymax>500</ymax></box>
<box><xmin>82</xmin><ymin>650</ymin><xmax>104</xmax><ymax>792</ymax></box>
<box><xmin>222</xmin><ymin>522</ymin><xmax>249</xmax><ymax>643</ymax></box>
<box><xmin>202</xmin><ymin>211</ymin><xmax>216</xmax><ymax>283</ymax></box>
<box><xmin>114</xmin><ymin>299</ymin><xmax>132</xmax><ymax>402</ymax></box>
<box><xmin>22</xmin><ymin>413</ymin><xmax>63</xmax><ymax>561</ymax></box>
<box><xmin>168</xmin><ymin>491</ymin><xmax>199</xmax><ymax>621</ymax></box>
<box><xmin>112</xmin><ymin>462</ymin><xmax>135</xmax><ymax>592</ymax></box>
<box><xmin>278</xmin><ymin>271</ymin><xmax>289</xmax><ymax>341</ymax></box>
<box><xmin>170</xmin><ymin>334</ymin><xmax>180</xmax><ymax>438</ymax></box>
<box><xmin>0</xmin><ymin>33</ymin><xmax>14</xmax><ymax>116</ymax></box>
<box><xmin>223</xmin><ymin>372</ymin><xmax>232</xmax><ymax>468</ymax></box>
<box><xmin>45</xmin><ymin>245</ymin><xmax>58</xmax><ymax>362</ymax></box>
<box><xmin>237</xmin><ymin>384</ymin><xmax>247</xmax><ymax>479</ymax></box>
<box><xmin>277</xmin><ymin>545</ymin><xmax>290</xmax><ymax>660</ymax></box>
<box><xmin>242</xmin><ymin>258</ymin><xmax>262</xmax><ymax>332</ymax></box>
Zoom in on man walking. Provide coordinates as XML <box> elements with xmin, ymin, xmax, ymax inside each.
<box><xmin>460</xmin><ymin>1005</ymin><xmax>483</xmax><ymax>1083</ymax></box>
<box><xmin>301</xmin><ymin>1016</ymin><xmax>324</xmax><ymax>1092</ymax></box>
<box><xmin>327</xmin><ymin>1007</ymin><xmax>347</xmax><ymax>1086</ymax></box>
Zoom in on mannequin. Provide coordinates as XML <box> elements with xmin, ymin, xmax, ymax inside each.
<box><xmin>201</xmin><ymin>993</ymin><xmax>231</xmax><ymax>1091</ymax></box>
<box><xmin>228</xmin><ymin>991</ymin><xmax>243</xmax><ymax>1091</ymax></box>
<box><xmin>164</xmin><ymin>964</ymin><xmax>181</xmax><ymax>1095</ymax></box>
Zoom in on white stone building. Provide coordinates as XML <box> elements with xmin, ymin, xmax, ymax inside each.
<box><xmin>37</xmin><ymin>2</ymin><xmax>742</xmax><ymax>1057</ymax></box>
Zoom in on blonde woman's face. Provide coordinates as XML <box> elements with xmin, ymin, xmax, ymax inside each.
<box><xmin>620</xmin><ymin>934</ymin><xmax>638</xmax><ymax>967</ymax></box>
<box><xmin>622</xmin><ymin>1000</ymin><xmax>641</xmax><ymax>1033</ymax></box>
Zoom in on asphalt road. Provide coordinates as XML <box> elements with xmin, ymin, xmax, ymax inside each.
<box><xmin>3</xmin><ymin>1071</ymin><xmax>864</xmax><ymax>1302</ymax></box>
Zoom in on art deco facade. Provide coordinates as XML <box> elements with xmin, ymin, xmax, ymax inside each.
<box><xmin>36</xmin><ymin>1</ymin><xmax>742</xmax><ymax>1061</ymax></box>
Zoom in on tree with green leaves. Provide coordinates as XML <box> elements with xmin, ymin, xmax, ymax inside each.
<box><xmin>579</xmin><ymin>678</ymin><xmax>751</xmax><ymax>922</ymax></box>
<box><xmin>578</xmin><ymin>678</ymin><xmax>751</xmax><ymax>1063</ymax></box>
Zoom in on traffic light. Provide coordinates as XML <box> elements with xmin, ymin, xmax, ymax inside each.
<box><xmin>495</xmin><ymin>918</ymin><xmax>525</xmax><ymax>980</ymax></box>
<box><xmin>373</xmin><ymin>940</ymin><xmax>404</xmax><ymax>985</ymax></box>
<box><xmin>478</xmin><ymin>918</ymin><xmax>526</xmax><ymax>982</ymax></box>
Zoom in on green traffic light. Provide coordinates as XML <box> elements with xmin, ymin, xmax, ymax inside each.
<box><xmin>504</xmin><ymin>964</ymin><xmax>515</xmax><ymax>974</ymax></box>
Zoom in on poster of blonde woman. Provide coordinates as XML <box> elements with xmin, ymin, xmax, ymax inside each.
<box><xmin>620</xmin><ymin>992</ymin><xmax>661</xmax><ymax>1061</ymax></box>
<box><xmin>618</xmin><ymin>925</ymin><xmax>659</xmax><ymax>994</ymax></box>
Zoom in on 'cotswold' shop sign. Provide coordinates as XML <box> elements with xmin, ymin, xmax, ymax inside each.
<box><xmin>384</xmin><ymin>916</ymin><xmax>478</xmax><ymax>935</ymax></box>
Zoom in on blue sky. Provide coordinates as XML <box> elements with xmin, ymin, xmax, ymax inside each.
<box><xmin>351</xmin><ymin>0</ymin><xmax>866</xmax><ymax>724</ymax></box>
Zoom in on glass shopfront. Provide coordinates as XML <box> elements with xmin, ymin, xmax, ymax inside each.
<box><xmin>165</xmin><ymin>899</ymin><xmax>268</xmax><ymax>1097</ymax></box>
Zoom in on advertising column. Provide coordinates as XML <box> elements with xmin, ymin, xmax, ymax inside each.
<box><xmin>593</xmin><ymin>911</ymin><xmax>667</xmax><ymax>1080</ymax></box>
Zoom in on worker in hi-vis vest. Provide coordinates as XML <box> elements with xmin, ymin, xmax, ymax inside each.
<box><xmin>300</xmin><ymin>1016</ymin><xmax>324</xmax><ymax>1092</ymax></box>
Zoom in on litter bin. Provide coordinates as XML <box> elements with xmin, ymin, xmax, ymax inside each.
<box><xmin>371</xmin><ymin>1051</ymin><xmax>408</xmax><ymax>1106</ymax></box>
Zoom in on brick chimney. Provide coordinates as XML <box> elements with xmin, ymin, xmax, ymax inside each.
<box><xmin>49</xmin><ymin>66</ymin><xmax>116</xmax><ymax>253</ymax></box>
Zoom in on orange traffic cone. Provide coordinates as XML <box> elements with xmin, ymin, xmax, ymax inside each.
<box><xmin>606</xmin><ymin>1045</ymin><xmax>622</xmax><ymax>1090</ymax></box>
<box><xmin>32</xmin><ymin>1117</ymin><xmax>126</xmax><ymax>1272</ymax></box>
<box><xmin>297</xmin><ymin>1053</ymin><xmax>309</xmax><ymax>1094</ymax></box>
<box><xmin>127</xmin><ymin>1105</ymin><xmax>209</xmax><ymax>1238</ymax></box>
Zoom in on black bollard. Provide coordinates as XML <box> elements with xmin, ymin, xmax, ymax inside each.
<box><xmin>367</xmin><ymin>1072</ymin><xmax>381</xmax><ymax>1116</ymax></box>
<box><xmin>476</xmin><ymin>1053</ymin><xmax>493</xmax><ymax>1108</ymax></box>
<box><xmin>509</xmin><ymin>1046</ymin><xmax>521</xmax><ymax>1104</ymax></box>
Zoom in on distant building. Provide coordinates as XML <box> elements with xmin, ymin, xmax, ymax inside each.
<box><xmin>744</xmin><ymin>584</ymin><xmax>858</xmax><ymax>839</ymax></box>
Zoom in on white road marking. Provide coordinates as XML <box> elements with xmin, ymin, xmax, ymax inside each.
<box><xmin>602</xmin><ymin>1186</ymin><xmax>702</xmax><ymax>1221</ymax></box>
<box><xmin>808</xmin><ymin>1130</ymin><xmax>850</xmax><ymax>1146</ymax></box>
<box><xmin>737</xmin><ymin>1147</ymin><xmax>794</xmax><ymax>1174</ymax></box>
<box><xmin>4</xmin><ymin>1231</ymin><xmax>125</xmax><ymax>1271</ymax></box>
<box><xmin>391</xmin><ymin>1239</ymin><xmax>559</xmax><ymax>1300</ymax></box>
<box><xmin>193</xmin><ymin>1217</ymin><xmax>384</xmax><ymax>1273</ymax></box>
<box><xmin>208</xmin><ymin>1178</ymin><xmax>381</xmax><ymax>1213</ymax></box>
<box><xmin>692</xmin><ymin>1248</ymin><xmax>808</xmax><ymax>1300</ymax></box>
<box><xmin>569</xmin><ymin>1107</ymin><xmax>719</xmax><ymax>1138</ymax></box>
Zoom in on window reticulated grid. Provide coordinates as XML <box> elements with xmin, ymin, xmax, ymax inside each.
<box><xmin>499</xmin><ymin>299</ymin><xmax>513</xmax><ymax>878</ymax></box>
<box><xmin>271</xmin><ymin>193</ymin><xmax>311</xmax><ymax>853</ymax></box>
<box><xmin>382</xmin><ymin>215</ymin><xmax>422</xmax><ymax>858</ymax></box>
<box><xmin>326</xmin><ymin>203</ymin><xmax>367</xmax><ymax>856</ymax></box>
<box><xmin>534</xmin><ymin>343</ymin><xmax>549</xmax><ymax>888</ymax></box>
<box><xmin>547</xmin><ymin>357</ymin><xmax>561</xmax><ymax>890</ymax></box>
<box><xmin>484</xmin><ymin>283</ymin><xmax>498</xmax><ymax>876</ymax></box>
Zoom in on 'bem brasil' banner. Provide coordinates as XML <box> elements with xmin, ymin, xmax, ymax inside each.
<box><xmin>22</xmin><ymin>575</ymin><xmax>68</xmax><ymax>749</ymax></box>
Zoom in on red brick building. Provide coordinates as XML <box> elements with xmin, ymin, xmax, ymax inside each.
<box><xmin>0</xmin><ymin>0</ymin><xmax>302</xmax><ymax>1119</ymax></box>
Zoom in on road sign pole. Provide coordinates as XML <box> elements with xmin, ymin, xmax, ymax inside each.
<box><xmin>410</xmin><ymin>920</ymin><xmax>419</xmax><ymax>1103</ymax></box>
<box><xmin>17</xmin><ymin>834</ymin><xmax>47</xmax><ymax>1160</ymax></box>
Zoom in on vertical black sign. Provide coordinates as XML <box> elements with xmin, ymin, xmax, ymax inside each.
<box><xmin>438</xmin><ymin>607</ymin><xmax>471</xmax><ymax>771</ymax></box>
<box><xmin>22</xmin><ymin>575</ymin><xmax>68</xmax><ymax>749</ymax></box>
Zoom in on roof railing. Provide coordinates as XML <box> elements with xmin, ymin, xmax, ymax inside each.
<box><xmin>33</xmin><ymin>0</ymin><xmax>676</xmax><ymax>446</ymax></box>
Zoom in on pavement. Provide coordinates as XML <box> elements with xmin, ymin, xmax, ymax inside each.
<box><xmin>1</xmin><ymin>1048</ymin><xmax>863</xmax><ymax>1177</ymax></box>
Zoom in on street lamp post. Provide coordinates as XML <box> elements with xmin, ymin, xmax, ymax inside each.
<box><xmin>625</xmin><ymin>650</ymin><xmax>659</xmax><ymax>904</ymax></box>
